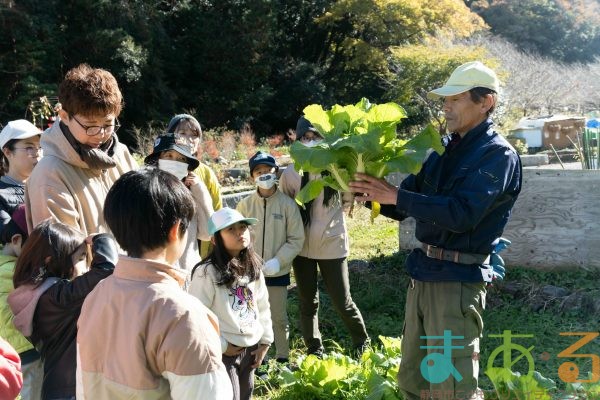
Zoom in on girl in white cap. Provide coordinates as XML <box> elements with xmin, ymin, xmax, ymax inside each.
<box><xmin>189</xmin><ymin>207</ymin><xmax>273</xmax><ymax>400</ymax></box>
<box><xmin>0</xmin><ymin>120</ymin><xmax>42</xmax><ymax>236</ymax></box>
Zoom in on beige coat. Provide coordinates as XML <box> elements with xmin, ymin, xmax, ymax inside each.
<box><xmin>25</xmin><ymin>120</ymin><xmax>138</xmax><ymax>235</ymax></box>
<box><xmin>77</xmin><ymin>256</ymin><xmax>232</xmax><ymax>399</ymax></box>
<box><xmin>236</xmin><ymin>188</ymin><xmax>304</xmax><ymax>277</ymax></box>
<box><xmin>279</xmin><ymin>166</ymin><xmax>350</xmax><ymax>259</ymax></box>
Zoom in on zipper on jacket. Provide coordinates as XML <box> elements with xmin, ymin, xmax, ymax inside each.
<box><xmin>261</xmin><ymin>198</ymin><xmax>267</xmax><ymax>259</ymax></box>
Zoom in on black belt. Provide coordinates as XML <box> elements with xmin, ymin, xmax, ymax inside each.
<box><xmin>421</xmin><ymin>244</ymin><xmax>490</xmax><ymax>265</ymax></box>
<box><xmin>19</xmin><ymin>348</ymin><xmax>40</xmax><ymax>364</ymax></box>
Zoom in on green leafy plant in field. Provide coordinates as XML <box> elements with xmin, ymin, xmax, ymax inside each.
<box><xmin>262</xmin><ymin>336</ymin><xmax>403</xmax><ymax>400</ymax></box>
<box><xmin>290</xmin><ymin>98</ymin><xmax>444</xmax><ymax>220</ymax></box>
<box><xmin>562</xmin><ymin>375</ymin><xmax>600</xmax><ymax>400</ymax></box>
<box><xmin>486</xmin><ymin>368</ymin><xmax>600</xmax><ymax>399</ymax></box>
<box><xmin>486</xmin><ymin>367</ymin><xmax>556</xmax><ymax>400</ymax></box>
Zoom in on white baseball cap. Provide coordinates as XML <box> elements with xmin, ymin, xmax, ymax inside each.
<box><xmin>208</xmin><ymin>207</ymin><xmax>258</xmax><ymax>236</ymax></box>
<box><xmin>0</xmin><ymin>120</ymin><xmax>42</xmax><ymax>150</ymax></box>
<box><xmin>428</xmin><ymin>61</ymin><xmax>499</xmax><ymax>99</ymax></box>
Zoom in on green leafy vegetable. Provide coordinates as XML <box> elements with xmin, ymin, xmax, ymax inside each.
<box><xmin>267</xmin><ymin>336</ymin><xmax>403</xmax><ymax>399</ymax></box>
<box><xmin>486</xmin><ymin>367</ymin><xmax>556</xmax><ymax>400</ymax></box>
<box><xmin>290</xmin><ymin>98</ymin><xmax>444</xmax><ymax>220</ymax></box>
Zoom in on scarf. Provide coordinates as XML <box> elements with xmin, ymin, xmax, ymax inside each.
<box><xmin>59</xmin><ymin>121</ymin><xmax>118</xmax><ymax>170</ymax></box>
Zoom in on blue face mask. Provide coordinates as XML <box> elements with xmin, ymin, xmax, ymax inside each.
<box><xmin>255</xmin><ymin>173</ymin><xmax>277</xmax><ymax>190</ymax></box>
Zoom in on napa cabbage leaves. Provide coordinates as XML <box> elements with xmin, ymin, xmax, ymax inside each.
<box><xmin>290</xmin><ymin>98</ymin><xmax>445</xmax><ymax>219</ymax></box>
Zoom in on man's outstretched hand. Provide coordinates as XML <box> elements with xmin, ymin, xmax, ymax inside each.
<box><xmin>349</xmin><ymin>173</ymin><xmax>399</xmax><ymax>205</ymax></box>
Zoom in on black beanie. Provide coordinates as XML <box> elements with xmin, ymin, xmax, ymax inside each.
<box><xmin>295</xmin><ymin>116</ymin><xmax>320</xmax><ymax>140</ymax></box>
<box><xmin>167</xmin><ymin>114</ymin><xmax>202</xmax><ymax>134</ymax></box>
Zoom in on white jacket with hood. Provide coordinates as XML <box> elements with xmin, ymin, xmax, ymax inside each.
<box><xmin>279</xmin><ymin>165</ymin><xmax>351</xmax><ymax>259</ymax></box>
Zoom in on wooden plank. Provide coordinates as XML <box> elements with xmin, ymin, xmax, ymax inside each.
<box><xmin>396</xmin><ymin>169</ymin><xmax>600</xmax><ymax>270</ymax></box>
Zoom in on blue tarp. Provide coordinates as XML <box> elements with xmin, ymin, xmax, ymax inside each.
<box><xmin>586</xmin><ymin>118</ymin><xmax>600</xmax><ymax>128</ymax></box>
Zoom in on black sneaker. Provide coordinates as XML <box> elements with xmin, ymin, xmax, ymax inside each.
<box><xmin>256</xmin><ymin>362</ymin><xmax>269</xmax><ymax>380</ymax></box>
<box><xmin>352</xmin><ymin>342</ymin><xmax>369</xmax><ymax>359</ymax></box>
<box><xmin>307</xmin><ymin>347</ymin><xmax>324</xmax><ymax>359</ymax></box>
<box><xmin>276</xmin><ymin>357</ymin><xmax>299</xmax><ymax>371</ymax></box>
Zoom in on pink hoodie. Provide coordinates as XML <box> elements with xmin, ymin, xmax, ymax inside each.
<box><xmin>7</xmin><ymin>278</ymin><xmax>59</xmax><ymax>337</ymax></box>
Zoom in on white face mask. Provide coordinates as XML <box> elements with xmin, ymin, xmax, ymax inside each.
<box><xmin>303</xmin><ymin>139</ymin><xmax>322</xmax><ymax>148</ymax></box>
<box><xmin>255</xmin><ymin>173</ymin><xmax>277</xmax><ymax>190</ymax></box>
<box><xmin>158</xmin><ymin>159</ymin><xmax>189</xmax><ymax>180</ymax></box>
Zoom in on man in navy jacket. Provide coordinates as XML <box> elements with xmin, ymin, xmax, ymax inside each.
<box><xmin>350</xmin><ymin>61</ymin><xmax>522</xmax><ymax>400</ymax></box>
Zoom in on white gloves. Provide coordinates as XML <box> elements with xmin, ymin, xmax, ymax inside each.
<box><xmin>263</xmin><ymin>258</ymin><xmax>281</xmax><ymax>276</ymax></box>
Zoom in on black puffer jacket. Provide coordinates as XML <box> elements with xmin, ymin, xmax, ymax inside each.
<box><xmin>11</xmin><ymin>234</ymin><xmax>119</xmax><ymax>400</ymax></box>
<box><xmin>0</xmin><ymin>178</ymin><xmax>25</xmax><ymax>236</ymax></box>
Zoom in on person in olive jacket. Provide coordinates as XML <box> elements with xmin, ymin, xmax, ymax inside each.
<box><xmin>8</xmin><ymin>222</ymin><xmax>118</xmax><ymax>400</ymax></box>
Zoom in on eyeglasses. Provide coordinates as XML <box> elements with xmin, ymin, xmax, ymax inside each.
<box><xmin>299</xmin><ymin>133</ymin><xmax>322</xmax><ymax>143</ymax></box>
<box><xmin>174</xmin><ymin>132</ymin><xmax>200</xmax><ymax>146</ymax></box>
<box><xmin>13</xmin><ymin>146</ymin><xmax>43</xmax><ymax>156</ymax></box>
<box><xmin>174</xmin><ymin>134</ymin><xmax>198</xmax><ymax>149</ymax></box>
<box><xmin>174</xmin><ymin>128</ymin><xmax>200</xmax><ymax>138</ymax></box>
<box><xmin>71</xmin><ymin>115</ymin><xmax>120</xmax><ymax>136</ymax></box>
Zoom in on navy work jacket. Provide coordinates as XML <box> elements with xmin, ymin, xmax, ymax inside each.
<box><xmin>379</xmin><ymin>119</ymin><xmax>522</xmax><ymax>282</ymax></box>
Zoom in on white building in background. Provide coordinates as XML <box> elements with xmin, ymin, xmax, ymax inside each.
<box><xmin>510</xmin><ymin>115</ymin><xmax>585</xmax><ymax>151</ymax></box>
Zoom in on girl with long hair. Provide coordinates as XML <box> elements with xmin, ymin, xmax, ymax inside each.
<box><xmin>189</xmin><ymin>207</ymin><xmax>273</xmax><ymax>400</ymax></box>
<box><xmin>7</xmin><ymin>220</ymin><xmax>118</xmax><ymax>400</ymax></box>
<box><xmin>278</xmin><ymin>116</ymin><xmax>369</xmax><ymax>359</ymax></box>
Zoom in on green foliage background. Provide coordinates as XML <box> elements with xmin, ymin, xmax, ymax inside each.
<box><xmin>0</xmin><ymin>0</ymin><xmax>484</xmax><ymax>145</ymax></box>
<box><xmin>1</xmin><ymin>0</ymin><xmax>599</xmax><ymax>147</ymax></box>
